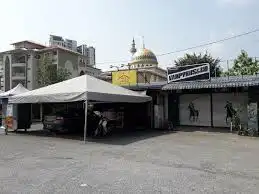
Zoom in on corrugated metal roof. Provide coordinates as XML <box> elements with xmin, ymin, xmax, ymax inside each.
<box><xmin>124</xmin><ymin>81</ymin><xmax>167</xmax><ymax>91</ymax></box>
<box><xmin>162</xmin><ymin>75</ymin><xmax>259</xmax><ymax>90</ymax></box>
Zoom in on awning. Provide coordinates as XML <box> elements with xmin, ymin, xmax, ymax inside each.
<box><xmin>9</xmin><ymin>75</ymin><xmax>152</xmax><ymax>104</ymax></box>
<box><xmin>163</xmin><ymin>75</ymin><xmax>259</xmax><ymax>90</ymax></box>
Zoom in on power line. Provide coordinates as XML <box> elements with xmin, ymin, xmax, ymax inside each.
<box><xmin>96</xmin><ymin>59</ymin><xmax>128</xmax><ymax>65</ymax></box>
<box><xmin>157</xmin><ymin>28</ymin><xmax>259</xmax><ymax>56</ymax></box>
<box><xmin>96</xmin><ymin>28</ymin><xmax>259</xmax><ymax>65</ymax></box>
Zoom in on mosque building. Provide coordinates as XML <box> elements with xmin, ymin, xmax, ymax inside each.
<box><xmin>99</xmin><ymin>38</ymin><xmax>167</xmax><ymax>84</ymax></box>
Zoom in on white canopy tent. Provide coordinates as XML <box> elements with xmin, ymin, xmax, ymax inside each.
<box><xmin>9</xmin><ymin>75</ymin><xmax>152</xmax><ymax>142</ymax></box>
<box><xmin>0</xmin><ymin>83</ymin><xmax>30</xmax><ymax>131</ymax></box>
<box><xmin>0</xmin><ymin>83</ymin><xmax>29</xmax><ymax>98</ymax></box>
<box><xmin>9</xmin><ymin>75</ymin><xmax>151</xmax><ymax>103</ymax></box>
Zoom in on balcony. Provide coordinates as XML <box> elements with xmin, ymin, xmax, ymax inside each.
<box><xmin>12</xmin><ymin>63</ymin><xmax>26</xmax><ymax>67</ymax></box>
<box><xmin>51</xmin><ymin>54</ymin><xmax>58</xmax><ymax>64</ymax></box>
<box><xmin>12</xmin><ymin>72</ymin><xmax>26</xmax><ymax>80</ymax></box>
<box><xmin>79</xmin><ymin>58</ymin><xmax>86</xmax><ymax>67</ymax></box>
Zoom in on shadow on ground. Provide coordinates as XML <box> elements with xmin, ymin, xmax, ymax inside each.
<box><xmin>176</xmin><ymin>126</ymin><xmax>232</xmax><ymax>134</ymax></box>
<box><xmin>87</xmin><ymin>129</ymin><xmax>175</xmax><ymax>145</ymax></box>
<box><xmin>12</xmin><ymin>129</ymin><xmax>175</xmax><ymax>145</ymax></box>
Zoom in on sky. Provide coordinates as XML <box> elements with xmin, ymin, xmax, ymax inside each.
<box><xmin>1</xmin><ymin>0</ymin><xmax>259</xmax><ymax>71</ymax></box>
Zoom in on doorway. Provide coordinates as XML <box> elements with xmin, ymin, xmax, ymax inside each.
<box><xmin>31</xmin><ymin>104</ymin><xmax>42</xmax><ymax>122</ymax></box>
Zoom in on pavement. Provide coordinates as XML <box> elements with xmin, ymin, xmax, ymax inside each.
<box><xmin>0</xmin><ymin>129</ymin><xmax>259</xmax><ymax>193</ymax></box>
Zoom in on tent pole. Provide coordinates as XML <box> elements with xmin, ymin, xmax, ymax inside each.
<box><xmin>84</xmin><ymin>100</ymin><xmax>88</xmax><ymax>144</ymax></box>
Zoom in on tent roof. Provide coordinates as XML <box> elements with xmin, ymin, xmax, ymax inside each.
<box><xmin>9</xmin><ymin>75</ymin><xmax>152</xmax><ymax>104</ymax></box>
<box><xmin>0</xmin><ymin>83</ymin><xmax>29</xmax><ymax>98</ymax></box>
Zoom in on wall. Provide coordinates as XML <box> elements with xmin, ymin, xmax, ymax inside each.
<box><xmin>212</xmin><ymin>93</ymin><xmax>248</xmax><ymax>127</ymax></box>
<box><xmin>2</xmin><ymin>54</ymin><xmax>12</xmax><ymax>91</ymax></box>
<box><xmin>153</xmin><ymin>92</ymin><xmax>169</xmax><ymax>128</ymax></box>
<box><xmin>87</xmin><ymin>47</ymin><xmax>95</xmax><ymax>66</ymax></box>
<box><xmin>57</xmin><ymin>49</ymin><xmax>78</xmax><ymax>78</ymax></box>
<box><xmin>14</xmin><ymin>42</ymin><xmax>44</xmax><ymax>50</ymax></box>
<box><xmin>85</xmin><ymin>66</ymin><xmax>101</xmax><ymax>77</ymax></box>
<box><xmin>136</xmin><ymin>68</ymin><xmax>167</xmax><ymax>83</ymax></box>
<box><xmin>168</xmin><ymin>93</ymin><xmax>179</xmax><ymax>126</ymax></box>
<box><xmin>248</xmin><ymin>87</ymin><xmax>259</xmax><ymax>131</ymax></box>
<box><xmin>27</xmin><ymin>53</ymin><xmax>39</xmax><ymax>90</ymax></box>
<box><xmin>137</xmin><ymin>71</ymin><xmax>166</xmax><ymax>83</ymax></box>
<box><xmin>179</xmin><ymin>93</ymin><xmax>211</xmax><ymax>126</ymax></box>
<box><xmin>0</xmin><ymin>60</ymin><xmax>3</xmax><ymax>89</ymax></box>
<box><xmin>170</xmin><ymin>91</ymin><xmax>249</xmax><ymax>128</ymax></box>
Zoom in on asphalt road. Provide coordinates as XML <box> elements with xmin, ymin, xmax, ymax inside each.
<box><xmin>0</xmin><ymin>129</ymin><xmax>259</xmax><ymax>193</ymax></box>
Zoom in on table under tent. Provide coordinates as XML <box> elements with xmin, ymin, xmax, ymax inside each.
<box><xmin>0</xmin><ymin>84</ymin><xmax>31</xmax><ymax>131</ymax></box>
<box><xmin>9</xmin><ymin>75</ymin><xmax>152</xmax><ymax>143</ymax></box>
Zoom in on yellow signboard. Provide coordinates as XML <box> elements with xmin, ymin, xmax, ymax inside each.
<box><xmin>112</xmin><ymin>70</ymin><xmax>137</xmax><ymax>86</ymax></box>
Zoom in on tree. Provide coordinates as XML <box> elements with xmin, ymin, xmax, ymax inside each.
<box><xmin>174</xmin><ymin>52</ymin><xmax>222</xmax><ymax>77</ymax></box>
<box><xmin>224</xmin><ymin>50</ymin><xmax>259</xmax><ymax>76</ymax></box>
<box><xmin>37</xmin><ymin>55</ymin><xmax>71</xmax><ymax>87</ymax></box>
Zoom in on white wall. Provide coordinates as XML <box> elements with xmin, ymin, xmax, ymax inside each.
<box><xmin>85</xmin><ymin>66</ymin><xmax>101</xmax><ymax>77</ymax></box>
<box><xmin>179</xmin><ymin>94</ymin><xmax>211</xmax><ymax>126</ymax></box>
<box><xmin>212</xmin><ymin>93</ymin><xmax>248</xmax><ymax>127</ymax></box>
<box><xmin>26</xmin><ymin>53</ymin><xmax>39</xmax><ymax>90</ymax></box>
<box><xmin>87</xmin><ymin>47</ymin><xmax>95</xmax><ymax>66</ymax></box>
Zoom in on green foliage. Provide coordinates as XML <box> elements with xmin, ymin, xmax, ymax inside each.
<box><xmin>55</xmin><ymin>68</ymin><xmax>72</xmax><ymax>83</ymax></box>
<box><xmin>37</xmin><ymin>54</ymin><xmax>71</xmax><ymax>87</ymax></box>
<box><xmin>174</xmin><ymin>52</ymin><xmax>222</xmax><ymax>77</ymax></box>
<box><xmin>224</xmin><ymin>50</ymin><xmax>259</xmax><ymax>76</ymax></box>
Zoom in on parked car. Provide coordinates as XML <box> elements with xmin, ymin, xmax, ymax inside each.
<box><xmin>43</xmin><ymin>108</ymin><xmax>85</xmax><ymax>133</ymax></box>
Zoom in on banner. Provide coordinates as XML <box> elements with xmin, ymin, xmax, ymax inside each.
<box><xmin>6</xmin><ymin>104</ymin><xmax>13</xmax><ymax>129</ymax></box>
<box><xmin>247</xmin><ymin>102</ymin><xmax>258</xmax><ymax>132</ymax></box>
<box><xmin>167</xmin><ymin>63</ymin><xmax>210</xmax><ymax>83</ymax></box>
<box><xmin>112</xmin><ymin>70</ymin><xmax>137</xmax><ymax>86</ymax></box>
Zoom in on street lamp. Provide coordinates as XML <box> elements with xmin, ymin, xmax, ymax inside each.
<box><xmin>120</xmin><ymin>63</ymin><xmax>131</xmax><ymax>70</ymax></box>
<box><xmin>110</xmin><ymin>65</ymin><xmax>120</xmax><ymax>71</ymax></box>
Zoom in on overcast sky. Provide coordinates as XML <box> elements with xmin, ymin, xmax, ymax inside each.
<box><xmin>1</xmin><ymin>0</ymin><xmax>259</xmax><ymax>70</ymax></box>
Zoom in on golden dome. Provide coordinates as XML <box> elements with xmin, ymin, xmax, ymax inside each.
<box><xmin>130</xmin><ymin>48</ymin><xmax>158</xmax><ymax>65</ymax></box>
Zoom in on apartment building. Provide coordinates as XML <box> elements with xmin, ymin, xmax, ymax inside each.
<box><xmin>77</xmin><ymin>45</ymin><xmax>96</xmax><ymax>67</ymax></box>
<box><xmin>49</xmin><ymin>35</ymin><xmax>77</xmax><ymax>52</ymax></box>
<box><xmin>0</xmin><ymin>41</ymin><xmax>46</xmax><ymax>91</ymax></box>
<box><xmin>87</xmin><ymin>46</ymin><xmax>96</xmax><ymax>67</ymax></box>
<box><xmin>0</xmin><ymin>40</ymin><xmax>101</xmax><ymax>92</ymax></box>
<box><xmin>0</xmin><ymin>40</ymin><xmax>100</xmax><ymax>121</ymax></box>
<box><xmin>49</xmin><ymin>35</ymin><xmax>96</xmax><ymax>67</ymax></box>
<box><xmin>77</xmin><ymin>44</ymin><xmax>88</xmax><ymax>56</ymax></box>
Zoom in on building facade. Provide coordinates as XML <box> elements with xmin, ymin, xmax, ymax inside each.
<box><xmin>99</xmin><ymin>38</ymin><xmax>167</xmax><ymax>84</ymax></box>
<box><xmin>77</xmin><ymin>44</ymin><xmax>88</xmax><ymax>56</ymax></box>
<box><xmin>0</xmin><ymin>40</ymin><xmax>101</xmax><ymax>91</ymax></box>
<box><xmin>49</xmin><ymin>35</ymin><xmax>77</xmax><ymax>52</ymax></box>
<box><xmin>77</xmin><ymin>45</ymin><xmax>96</xmax><ymax>67</ymax></box>
<box><xmin>49</xmin><ymin>35</ymin><xmax>96</xmax><ymax>67</ymax></box>
<box><xmin>87</xmin><ymin>46</ymin><xmax>96</xmax><ymax>67</ymax></box>
<box><xmin>163</xmin><ymin>76</ymin><xmax>256</xmax><ymax>129</ymax></box>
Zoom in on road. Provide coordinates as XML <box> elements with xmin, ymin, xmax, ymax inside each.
<box><xmin>0</xmin><ymin>129</ymin><xmax>259</xmax><ymax>193</ymax></box>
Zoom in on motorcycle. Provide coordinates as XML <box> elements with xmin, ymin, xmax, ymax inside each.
<box><xmin>87</xmin><ymin>110</ymin><xmax>112</xmax><ymax>137</ymax></box>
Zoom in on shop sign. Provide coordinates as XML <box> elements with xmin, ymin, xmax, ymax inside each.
<box><xmin>112</xmin><ymin>70</ymin><xmax>137</xmax><ymax>86</ymax></box>
<box><xmin>167</xmin><ymin>63</ymin><xmax>210</xmax><ymax>83</ymax></box>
